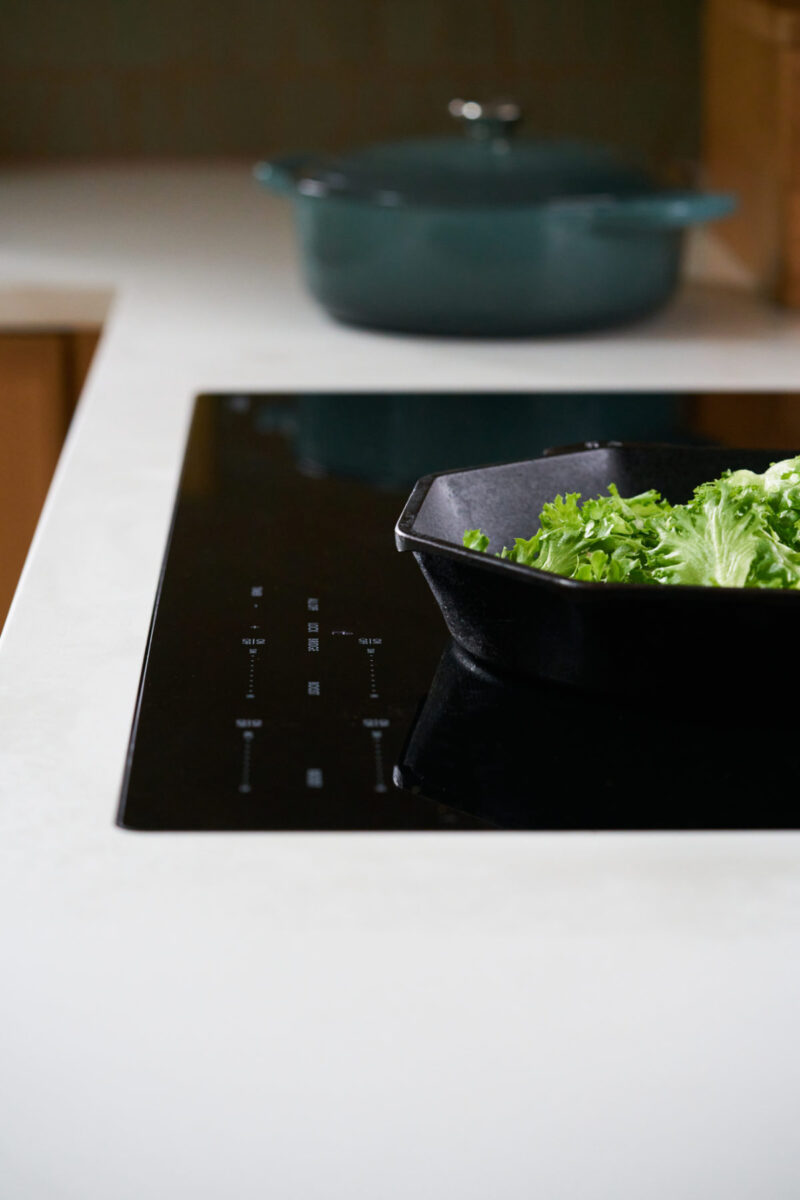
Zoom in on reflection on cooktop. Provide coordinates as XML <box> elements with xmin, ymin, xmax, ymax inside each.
<box><xmin>397</xmin><ymin>640</ymin><xmax>797</xmax><ymax>830</ymax></box>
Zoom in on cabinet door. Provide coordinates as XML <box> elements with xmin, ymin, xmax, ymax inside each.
<box><xmin>0</xmin><ymin>335</ymin><xmax>73</xmax><ymax>628</ymax></box>
<box><xmin>688</xmin><ymin>394</ymin><xmax>800</xmax><ymax>449</ymax></box>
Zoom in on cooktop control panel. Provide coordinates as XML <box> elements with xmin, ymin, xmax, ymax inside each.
<box><xmin>119</xmin><ymin>393</ymin><xmax>797</xmax><ymax>831</ymax></box>
<box><xmin>120</xmin><ymin>394</ymin><xmax>469</xmax><ymax>829</ymax></box>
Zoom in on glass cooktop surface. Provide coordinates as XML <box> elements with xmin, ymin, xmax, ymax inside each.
<box><xmin>118</xmin><ymin>393</ymin><xmax>798</xmax><ymax>831</ymax></box>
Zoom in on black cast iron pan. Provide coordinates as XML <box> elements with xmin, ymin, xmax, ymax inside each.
<box><xmin>395</xmin><ymin>442</ymin><xmax>796</xmax><ymax>695</ymax></box>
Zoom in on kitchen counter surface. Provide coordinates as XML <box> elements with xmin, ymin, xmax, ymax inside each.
<box><xmin>2</xmin><ymin>163</ymin><xmax>800</xmax><ymax>1200</ymax></box>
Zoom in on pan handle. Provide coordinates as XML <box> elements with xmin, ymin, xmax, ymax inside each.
<box><xmin>589</xmin><ymin>191</ymin><xmax>736</xmax><ymax>233</ymax></box>
<box><xmin>542</xmin><ymin>440</ymin><xmax>623</xmax><ymax>458</ymax></box>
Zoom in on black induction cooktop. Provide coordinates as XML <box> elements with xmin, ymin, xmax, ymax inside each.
<box><xmin>118</xmin><ymin>392</ymin><xmax>798</xmax><ymax>831</ymax></box>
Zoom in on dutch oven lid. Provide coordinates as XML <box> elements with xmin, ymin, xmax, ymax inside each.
<box><xmin>284</xmin><ymin>99</ymin><xmax>653</xmax><ymax>207</ymax></box>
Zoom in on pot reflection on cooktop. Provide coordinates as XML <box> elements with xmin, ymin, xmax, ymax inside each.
<box><xmin>118</xmin><ymin>393</ymin><xmax>797</xmax><ymax>832</ymax></box>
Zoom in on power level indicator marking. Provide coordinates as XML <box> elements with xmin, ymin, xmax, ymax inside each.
<box><xmin>365</xmin><ymin>647</ymin><xmax>379</xmax><ymax>699</ymax></box>
<box><xmin>370</xmin><ymin>730</ymin><xmax>388</xmax><ymax>793</ymax></box>
<box><xmin>245</xmin><ymin>647</ymin><xmax>258</xmax><ymax>699</ymax></box>
<box><xmin>239</xmin><ymin>730</ymin><xmax>255</xmax><ymax>794</ymax></box>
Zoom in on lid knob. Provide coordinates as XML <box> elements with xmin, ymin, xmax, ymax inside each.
<box><xmin>448</xmin><ymin>98</ymin><xmax>521</xmax><ymax>143</ymax></box>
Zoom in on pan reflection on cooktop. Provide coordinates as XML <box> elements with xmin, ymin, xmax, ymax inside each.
<box><xmin>396</xmin><ymin>641</ymin><xmax>796</xmax><ymax>830</ymax></box>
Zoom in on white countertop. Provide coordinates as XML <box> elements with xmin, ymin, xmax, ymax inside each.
<box><xmin>2</xmin><ymin>164</ymin><xmax>800</xmax><ymax>1200</ymax></box>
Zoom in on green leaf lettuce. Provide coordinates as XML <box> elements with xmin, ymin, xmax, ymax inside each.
<box><xmin>464</xmin><ymin>455</ymin><xmax>800</xmax><ymax>588</ymax></box>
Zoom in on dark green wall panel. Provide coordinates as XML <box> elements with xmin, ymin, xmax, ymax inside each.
<box><xmin>0</xmin><ymin>0</ymin><xmax>702</xmax><ymax>162</ymax></box>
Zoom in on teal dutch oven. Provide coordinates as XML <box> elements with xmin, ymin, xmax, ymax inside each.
<box><xmin>255</xmin><ymin>100</ymin><xmax>736</xmax><ymax>337</ymax></box>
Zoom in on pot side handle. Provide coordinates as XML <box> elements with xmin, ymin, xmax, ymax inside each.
<box><xmin>253</xmin><ymin>155</ymin><xmax>314</xmax><ymax>196</ymax></box>
<box><xmin>589</xmin><ymin>191</ymin><xmax>737</xmax><ymax>233</ymax></box>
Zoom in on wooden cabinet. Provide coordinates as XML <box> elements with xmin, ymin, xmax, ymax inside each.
<box><xmin>687</xmin><ymin>393</ymin><xmax>800</xmax><ymax>448</ymax></box>
<box><xmin>704</xmin><ymin>0</ymin><xmax>800</xmax><ymax>305</ymax></box>
<box><xmin>0</xmin><ymin>331</ymin><xmax>99</xmax><ymax>629</ymax></box>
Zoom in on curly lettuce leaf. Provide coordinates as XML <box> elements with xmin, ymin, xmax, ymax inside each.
<box><xmin>650</xmin><ymin>477</ymin><xmax>765</xmax><ymax>587</ymax></box>
<box><xmin>651</xmin><ymin>459</ymin><xmax>800</xmax><ymax>588</ymax></box>
<box><xmin>463</xmin><ymin>529</ymin><xmax>490</xmax><ymax>553</ymax></box>
<box><xmin>466</xmin><ymin>484</ymin><xmax>670</xmax><ymax>584</ymax></box>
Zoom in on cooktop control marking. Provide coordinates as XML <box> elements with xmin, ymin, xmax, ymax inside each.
<box><xmin>371</xmin><ymin>732</ymin><xmax>387</xmax><ymax>793</ymax></box>
<box><xmin>306</xmin><ymin>768</ymin><xmax>324</xmax><ymax>789</ymax></box>
<box><xmin>242</xmin><ymin>638</ymin><xmax>265</xmax><ymax>700</ymax></box>
<box><xmin>360</xmin><ymin>638</ymin><xmax>382</xmax><ymax>699</ymax></box>
<box><xmin>363</xmin><ymin>718</ymin><xmax>390</xmax><ymax>793</ymax></box>
<box><xmin>236</xmin><ymin>719</ymin><xmax>262</xmax><ymax>794</ymax></box>
<box><xmin>308</xmin><ymin>680</ymin><xmax>320</xmax><ymax>696</ymax></box>
<box><xmin>239</xmin><ymin>731</ymin><xmax>254</xmax><ymax>793</ymax></box>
